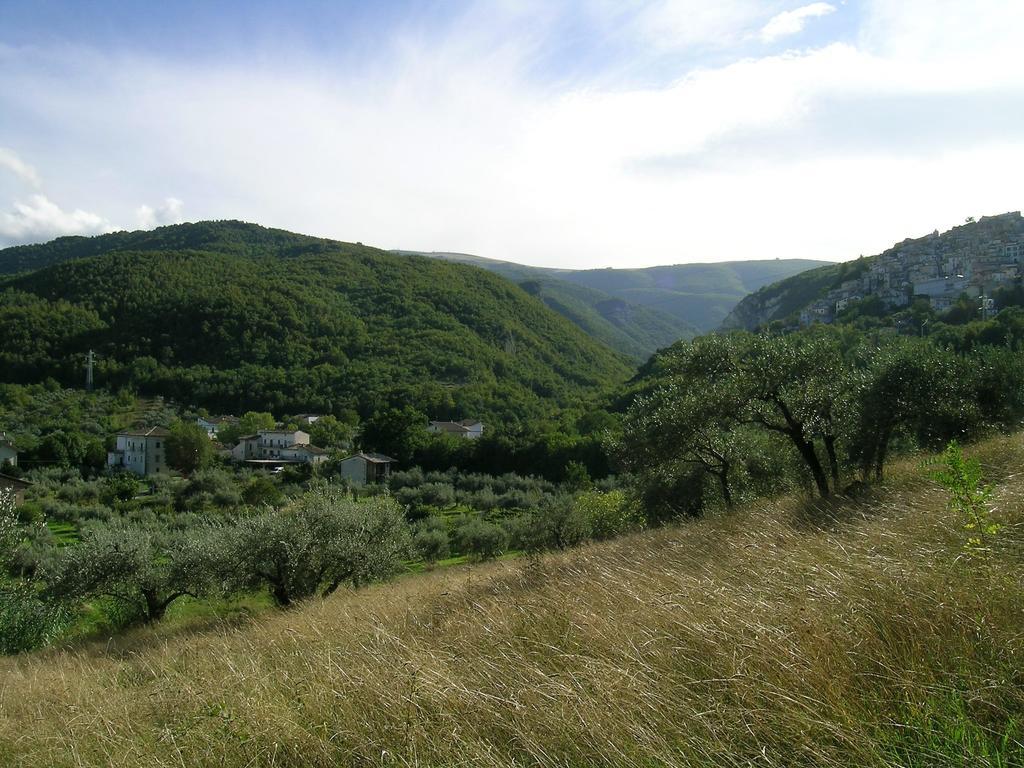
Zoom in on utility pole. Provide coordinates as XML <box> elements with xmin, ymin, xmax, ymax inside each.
<box><xmin>85</xmin><ymin>350</ymin><xmax>94</xmax><ymax>391</ymax></box>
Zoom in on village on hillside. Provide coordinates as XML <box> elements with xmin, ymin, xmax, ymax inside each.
<box><xmin>800</xmin><ymin>212</ymin><xmax>1024</xmax><ymax>325</ymax></box>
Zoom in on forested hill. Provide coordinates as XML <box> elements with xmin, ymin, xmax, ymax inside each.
<box><xmin>401</xmin><ymin>249</ymin><xmax>825</xmax><ymax>358</ymax></box>
<box><xmin>0</xmin><ymin>220</ymin><xmax>334</xmax><ymax>275</ymax></box>
<box><xmin>0</xmin><ymin>222</ymin><xmax>632</xmax><ymax>424</ymax></box>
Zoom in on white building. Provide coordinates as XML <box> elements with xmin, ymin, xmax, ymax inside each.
<box><xmin>231</xmin><ymin>429</ymin><xmax>328</xmax><ymax>466</ymax></box>
<box><xmin>339</xmin><ymin>453</ymin><xmax>395</xmax><ymax>485</ymax></box>
<box><xmin>427</xmin><ymin>420</ymin><xmax>484</xmax><ymax>439</ymax></box>
<box><xmin>912</xmin><ymin>276</ymin><xmax>976</xmax><ymax>298</ymax></box>
<box><xmin>196</xmin><ymin>415</ymin><xmax>238</xmax><ymax>439</ymax></box>
<box><xmin>0</xmin><ymin>433</ymin><xmax>17</xmax><ymax>469</ymax></box>
<box><xmin>107</xmin><ymin>427</ymin><xmax>171</xmax><ymax>477</ymax></box>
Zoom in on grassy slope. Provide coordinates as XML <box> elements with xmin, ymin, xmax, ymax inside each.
<box><xmin>2</xmin><ymin>435</ymin><xmax>1023</xmax><ymax>767</ymax></box>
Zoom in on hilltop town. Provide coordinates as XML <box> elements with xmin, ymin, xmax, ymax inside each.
<box><xmin>726</xmin><ymin>212</ymin><xmax>1024</xmax><ymax>330</ymax></box>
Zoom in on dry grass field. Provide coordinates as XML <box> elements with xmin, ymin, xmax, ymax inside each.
<box><xmin>2</xmin><ymin>436</ymin><xmax>1023</xmax><ymax>767</ymax></box>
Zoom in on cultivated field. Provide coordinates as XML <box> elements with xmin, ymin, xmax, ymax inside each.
<box><xmin>2</xmin><ymin>437</ymin><xmax>1023</xmax><ymax>767</ymax></box>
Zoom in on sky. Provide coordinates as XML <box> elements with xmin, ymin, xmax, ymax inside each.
<box><xmin>0</xmin><ymin>0</ymin><xmax>1022</xmax><ymax>268</ymax></box>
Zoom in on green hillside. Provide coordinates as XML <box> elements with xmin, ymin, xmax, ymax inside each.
<box><xmin>396</xmin><ymin>251</ymin><xmax>697</xmax><ymax>360</ymax></box>
<box><xmin>720</xmin><ymin>260</ymin><xmax>869</xmax><ymax>331</ymax></box>
<box><xmin>0</xmin><ymin>222</ymin><xmax>632</xmax><ymax>425</ymax></box>
<box><xmin>559</xmin><ymin>260</ymin><xmax>829</xmax><ymax>329</ymax></box>
<box><xmin>405</xmin><ymin>250</ymin><xmax>826</xmax><ymax>355</ymax></box>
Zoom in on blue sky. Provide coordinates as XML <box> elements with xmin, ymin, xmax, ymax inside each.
<box><xmin>0</xmin><ymin>0</ymin><xmax>1022</xmax><ymax>267</ymax></box>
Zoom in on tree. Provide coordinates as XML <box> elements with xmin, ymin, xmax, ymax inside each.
<box><xmin>361</xmin><ymin>405</ymin><xmax>429</xmax><ymax>464</ymax></box>
<box><xmin>636</xmin><ymin>332</ymin><xmax>854</xmax><ymax>498</ymax></box>
<box><xmin>222</xmin><ymin>486</ymin><xmax>411</xmax><ymax>607</ymax></box>
<box><xmin>43</xmin><ymin>523</ymin><xmax>216</xmax><ymax>624</ymax></box>
<box><xmin>103</xmin><ymin>472</ymin><xmax>139</xmax><ymax>504</ymax></box>
<box><xmin>518</xmin><ymin>496</ymin><xmax>591</xmax><ymax>551</ymax></box>
<box><xmin>218</xmin><ymin>411</ymin><xmax>276</xmax><ymax>444</ymax></box>
<box><xmin>308</xmin><ymin>415</ymin><xmax>356</xmax><ymax>450</ymax></box>
<box><xmin>1</xmin><ymin>488</ymin><xmax>68</xmax><ymax>653</ymax></box>
<box><xmin>165</xmin><ymin>420</ymin><xmax>213</xmax><ymax>474</ymax></box>
<box><xmin>618</xmin><ymin>381</ymin><xmax>746</xmax><ymax>509</ymax></box>
<box><xmin>852</xmin><ymin>341</ymin><xmax>965</xmax><ymax>480</ymax></box>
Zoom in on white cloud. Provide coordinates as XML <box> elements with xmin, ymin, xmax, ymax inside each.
<box><xmin>0</xmin><ymin>1</ymin><xmax>1022</xmax><ymax>266</ymax></box>
<box><xmin>136</xmin><ymin>197</ymin><xmax>184</xmax><ymax>229</ymax></box>
<box><xmin>631</xmin><ymin>0</ymin><xmax>774</xmax><ymax>50</ymax></box>
<box><xmin>0</xmin><ymin>146</ymin><xmax>40</xmax><ymax>188</ymax></box>
<box><xmin>0</xmin><ymin>193</ymin><xmax>114</xmax><ymax>247</ymax></box>
<box><xmin>760</xmin><ymin>2</ymin><xmax>835</xmax><ymax>43</ymax></box>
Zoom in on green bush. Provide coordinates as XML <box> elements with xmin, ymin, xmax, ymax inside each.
<box><xmin>454</xmin><ymin>517</ymin><xmax>508</xmax><ymax>561</ymax></box>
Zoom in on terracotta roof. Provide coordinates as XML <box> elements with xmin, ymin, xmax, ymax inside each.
<box><xmin>343</xmin><ymin>452</ymin><xmax>395</xmax><ymax>464</ymax></box>
<box><xmin>292</xmin><ymin>444</ymin><xmax>328</xmax><ymax>456</ymax></box>
<box><xmin>0</xmin><ymin>473</ymin><xmax>31</xmax><ymax>489</ymax></box>
<box><xmin>118</xmin><ymin>427</ymin><xmax>171</xmax><ymax>438</ymax></box>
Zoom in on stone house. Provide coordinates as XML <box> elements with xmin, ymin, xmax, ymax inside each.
<box><xmin>427</xmin><ymin>420</ymin><xmax>484</xmax><ymax>439</ymax></box>
<box><xmin>0</xmin><ymin>473</ymin><xmax>30</xmax><ymax>506</ymax></box>
<box><xmin>107</xmin><ymin>427</ymin><xmax>172</xmax><ymax>477</ymax></box>
<box><xmin>339</xmin><ymin>453</ymin><xmax>395</xmax><ymax>485</ymax></box>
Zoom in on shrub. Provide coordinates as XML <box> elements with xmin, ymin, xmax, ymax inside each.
<box><xmin>574</xmin><ymin>489</ymin><xmax>644</xmax><ymax>540</ymax></box>
<box><xmin>413</xmin><ymin>518</ymin><xmax>451</xmax><ymax>565</ymax></box>
<box><xmin>454</xmin><ymin>517</ymin><xmax>508</xmax><ymax>561</ymax></box>
<box><xmin>518</xmin><ymin>497</ymin><xmax>591</xmax><ymax>552</ymax></box>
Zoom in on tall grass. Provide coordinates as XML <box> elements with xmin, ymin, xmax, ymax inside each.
<box><xmin>1</xmin><ymin>436</ymin><xmax>1023</xmax><ymax>767</ymax></box>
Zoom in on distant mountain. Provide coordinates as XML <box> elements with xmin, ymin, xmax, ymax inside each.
<box><xmin>398</xmin><ymin>251</ymin><xmax>826</xmax><ymax>359</ymax></box>
<box><xmin>722</xmin><ymin>212</ymin><xmax>1024</xmax><ymax>331</ymax></box>
<box><xmin>0</xmin><ymin>222</ymin><xmax>632</xmax><ymax>425</ymax></box>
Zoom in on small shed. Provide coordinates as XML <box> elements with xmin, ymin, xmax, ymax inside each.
<box><xmin>339</xmin><ymin>452</ymin><xmax>396</xmax><ymax>485</ymax></box>
<box><xmin>0</xmin><ymin>473</ymin><xmax>31</xmax><ymax>507</ymax></box>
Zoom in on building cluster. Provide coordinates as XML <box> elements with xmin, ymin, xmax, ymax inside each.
<box><xmin>103</xmin><ymin>414</ymin><xmax>483</xmax><ymax>483</ymax></box>
<box><xmin>800</xmin><ymin>212</ymin><xmax>1024</xmax><ymax>326</ymax></box>
<box><xmin>230</xmin><ymin>429</ymin><xmax>329</xmax><ymax>467</ymax></box>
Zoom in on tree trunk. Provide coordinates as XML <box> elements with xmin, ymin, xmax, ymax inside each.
<box><xmin>769</xmin><ymin>397</ymin><xmax>831</xmax><ymax>497</ymax></box>
<box><xmin>716</xmin><ymin>468</ymin><xmax>733</xmax><ymax>507</ymax></box>
<box><xmin>270</xmin><ymin>580</ymin><xmax>291</xmax><ymax>607</ymax></box>
<box><xmin>143</xmin><ymin>590</ymin><xmax>165</xmax><ymax>623</ymax></box>
<box><xmin>874</xmin><ymin>424</ymin><xmax>893</xmax><ymax>480</ymax></box>
<box><xmin>823</xmin><ymin>435</ymin><xmax>840</xmax><ymax>487</ymax></box>
<box><xmin>790</xmin><ymin>430</ymin><xmax>831</xmax><ymax>497</ymax></box>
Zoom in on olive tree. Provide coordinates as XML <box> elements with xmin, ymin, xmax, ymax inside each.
<box><xmin>43</xmin><ymin>523</ymin><xmax>218</xmax><ymax>624</ymax></box>
<box><xmin>223</xmin><ymin>485</ymin><xmax>412</xmax><ymax>607</ymax></box>
<box><xmin>624</xmin><ymin>331</ymin><xmax>857</xmax><ymax>499</ymax></box>
<box><xmin>2</xmin><ymin>488</ymin><xmax>68</xmax><ymax>652</ymax></box>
